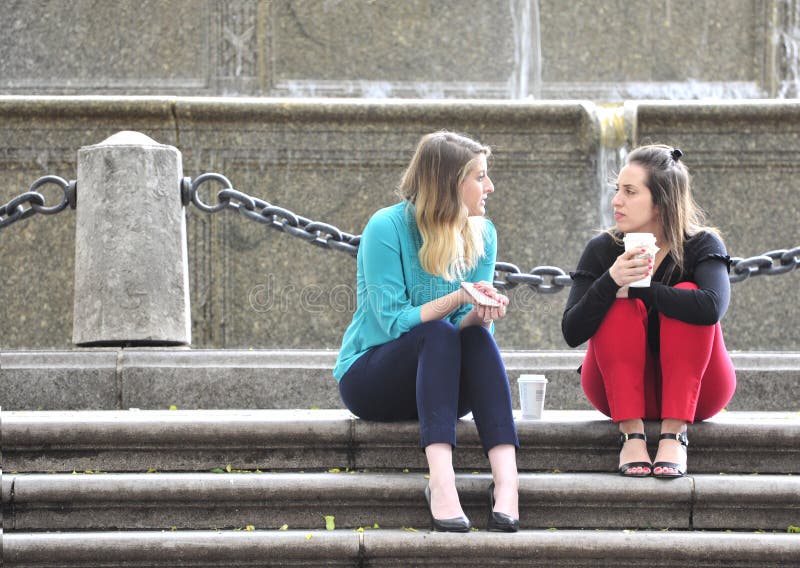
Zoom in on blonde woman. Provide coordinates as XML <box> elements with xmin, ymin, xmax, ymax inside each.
<box><xmin>333</xmin><ymin>131</ymin><xmax>519</xmax><ymax>532</ymax></box>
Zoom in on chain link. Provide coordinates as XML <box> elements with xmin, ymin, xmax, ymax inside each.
<box><xmin>0</xmin><ymin>176</ymin><xmax>76</xmax><ymax>230</ymax></box>
<box><xmin>184</xmin><ymin>174</ymin><xmax>361</xmax><ymax>257</ymax></box>
<box><xmin>186</xmin><ymin>173</ymin><xmax>800</xmax><ymax>293</ymax></box>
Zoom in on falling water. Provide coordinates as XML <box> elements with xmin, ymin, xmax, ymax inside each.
<box><xmin>777</xmin><ymin>0</ymin><xmax>800</xmax><ymax>98</ymax></box>
<box><xmin>596</xmin><ymin>105</ymin><xmax>628</xmax><ymax>229</ymax></box>
<box><xmin>508</xmin><ymin>0</ymin><xmax>542</xmax><ymax>99</ymax></box>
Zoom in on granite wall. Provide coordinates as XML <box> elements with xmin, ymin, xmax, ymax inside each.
<box><xmin>1</xmin><ymin>0</ymin><xmax>798</xmax><ymax>101</ymax></box>
<box><xmin>1</xmin><ymin>97</ymin><xmax>798</xmax><ymax>351</ymax></box>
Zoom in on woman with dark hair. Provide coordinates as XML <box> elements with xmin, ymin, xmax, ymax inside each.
<box><xmin>562</xmin><ymin>144</ymin><xmax>736</xmax><ymax>479</ymax></box>
<box><xmin>334</xmin><ymin>131</ymin><xmax>520</xmax><ymax>531</ymax></box>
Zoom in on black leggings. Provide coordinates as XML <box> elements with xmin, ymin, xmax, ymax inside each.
<box><xmin>338</xmin><ymin>320</ymin><xmax>519</xmax><ymax>454</ymax></box>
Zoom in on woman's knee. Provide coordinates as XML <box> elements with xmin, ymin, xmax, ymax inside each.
<box><xmin>597</xmin><ymin>298</ymin><xmax>648</xmax><ymax>333</ymax></box>
<box><xmin>459</xmin><ymin>323</ymin><xmax>494</xmax><ymax>343</ymax></box>
<box><xmin>417</xmin><ymin>319</ymin><xmax>459</xmax><ymax>337</ymax></box>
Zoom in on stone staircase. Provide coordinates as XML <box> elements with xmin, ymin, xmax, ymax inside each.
<box><xmin>2</xmin><ymin>353</ymin><xmax>800</xmax><ymax>566</ymax></box>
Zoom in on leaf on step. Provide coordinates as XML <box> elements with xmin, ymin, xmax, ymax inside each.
<box><xmin>471</xmin><ymin>471</ymin><xmax>480</xmax><ymax>475</ymax></box>
<box><xmin>373</xmin><ymin>523</ymin><xmax>380</xmax><ymax>529</ymax></box>
<box><xmin>328</xmin><ymin>468</ymin><xmax>341</xmax><ymax>473</ymax></box>
<box><xmin>170</xmin><ymin>526</ymin><xmax>177</xmax><ymax>531</ymax></box>
<box><xmin>356</xmin><ymin>527</ymin><xmax>364</xmax><ymax>532</ymax></box>
<box><xmin>404</xmin><ymin>527</ymin><xmax>418</xmax><ymax>532</ymax></box>
<box><xmin>310</xmin><ymin>406</ymin><xmax>320</xmax><ymax>410</ymax></box>
<box><xmin>552</xmin><ymin>469</ymin><xmax>562</xmax><ymax>474</ymax></box>
<box><xmin>210</xmin><ymin>468</ymin><xmax>225</xmax><ymax>473</ymax></box>
<box><xmin>325</xmin><ymin>515</ymin><xmax>335</xmax><ymax>530</ymax></box>
<box><xmin>226</xmin><ymin>464</ymin><xmax>233</xmax><ymax>473</ymax></box>
<box><xmin>279</xmin><ymin>524</ymin><xmax>289</xmax><ymax>531</ymax></box>
<box><xmin>306</xmin><ymin>533</ymin><xmax>313</xmax><ymax>540</ymax></box>
<box><xmin>147</xmin><ymin>468</ymin><xmax>158</xmax><ymax>473</ymax></box>
<box><xmin>169</xmin><ymin>405</ymin><xmax>178</xmax><ymax>411</ymax></box>
<box><xmin>788</xmin><ymin>525</ymin><xmax>800</xmax><ymax>533</ymax></box>
<box><xmin>548</xmin><ymin>528</ymin><xmax>558</xmax><ymax>531</ymax></box>
<box><xmin>245</xmin><ymin>525</ymin><xmax>255</xmax><ymax>531</ymax></box>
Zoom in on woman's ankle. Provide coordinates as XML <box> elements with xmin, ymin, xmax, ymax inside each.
<box><xmin>619</xmin><ymin>418</ymin><xmax>645</xmax><ymax>434</ymax></box>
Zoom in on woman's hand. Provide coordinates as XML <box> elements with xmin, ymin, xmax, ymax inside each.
<box><xmin>470</xmin><ymin>281</ymin><xmax>509</xmax><ymax>325</ymax></box>
<box><xmin>609</xmin><ymin>249</ymin><xmax>652</xmax><ymax>288</ymax></box>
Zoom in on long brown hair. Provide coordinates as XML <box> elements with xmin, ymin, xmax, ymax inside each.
<box><xmin>398</xmin><ymin>131</ymin><xmax>489</xmax><ymax>280</ymax></box>
<box><xmin>611</xmin><ymin>144</ymin><xmax>719</xmax><ymax>276</ymax></box>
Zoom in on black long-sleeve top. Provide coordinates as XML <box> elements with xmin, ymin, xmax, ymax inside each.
<box><xmin>562</xmin><ymin>231</ymin><xmax>732</xmax><ymax>352</ymax></box>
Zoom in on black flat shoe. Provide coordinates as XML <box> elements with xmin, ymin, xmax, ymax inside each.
<box><xmin>424</xmin><ymin>485</ymin><xmax>471</xmax><ymax>532</ymax></box>
<box><xmin>653</xmin><ymin>432</ymin><xmax>689</xmax><ymax>479</ymax></box>
<box><xmin>618</xmin><ymin>432</ymin><xmax>652</xmax><ymax>477</ymax></box>
<box><xmin>487</xmin><ymin>482</ymin><xmax>520</xmax><ymax>532</ymax></box>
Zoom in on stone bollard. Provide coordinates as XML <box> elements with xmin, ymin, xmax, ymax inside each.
<box><xmin>72</xmin><ymin>131</ymin><xmax>191</xmax><ymax>346</ymax></box>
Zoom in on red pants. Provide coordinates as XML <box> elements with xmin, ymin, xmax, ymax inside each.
<box><xmin>581</xmin><ymin>282</ymin><xmax>736</xmax><ymax>423</ymax></box>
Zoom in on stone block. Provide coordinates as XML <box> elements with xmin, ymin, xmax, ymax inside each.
<box><xmin>0</xmin><ymin>350</ymin><xmax>118</xmax><ymax>410</ymax></box>
<box><xmin>0</xmin><ymin>0</ymin><xmax>212</xmax><ymax>95</ymax></box>
<box><xmin>693</xmin><ymin>474</ymin><xmax>800</xmax><ymax>530</ymax></box>
<box><xmin>120</xmin><ymin>349</ymin><xmax>344</xmax><ymax>409</ymax></box>
<box><xmin>0</xmin><ymin>97</ymin><xmax>177</xmax><ymax>350</ymax></box>
<box><xmin>74</xmin><ymin>132</ymin><xmax>190</xmax><ymax>345</ymax></box>
<box><xmin>362</xmin><ymin>530</ymin><xmax>800</xmax><ymax>567</ymax></box>
<box><xmin>631</xmin><ymin>101</ymin><xmax>800</xmax><ymax>351</ymax></box>
<box><xmin>3</xmin><ymin>409</ymin><xmax>352</xmax><ymax>473</ymax></box>
<box><xmin>4</xmin><ymin>530</ymin><xmax>361</xmax><ymax>567</ymax></box>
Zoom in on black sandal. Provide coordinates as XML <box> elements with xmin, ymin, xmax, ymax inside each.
<box><xmin>653</xmin><ymin>432</ymin><xmax>689</xmax><ymax>479</ymax></box>
<box><xmin>618</xmin><ymin>432</ymin><xmax>652</xmax><ymax>477</ymax></box>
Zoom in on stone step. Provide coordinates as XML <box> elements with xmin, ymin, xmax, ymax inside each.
<box><xmin>4</xmin><ymin>410</ymin><xmax>799</xmax><ymax>475</ymax></box>
<box><xmin>1</xmin><ymin>349</ymin><xmax>799</xmax><ymax>411</ymax></box>
<box><xmin>4</xmin><ymin>472</ymin><xmax>800</xmax><ymax>532</ymax></box>
<box><xmin>4</xmin><ymin>529</ymin><xmax>799</xmax><ymax>567</ymax></box>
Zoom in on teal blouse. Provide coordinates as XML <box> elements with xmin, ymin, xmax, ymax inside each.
<box><xmin>333</xmin><ymin>201</ymin><xmax>497</xmax><ymax>381</ymax></box>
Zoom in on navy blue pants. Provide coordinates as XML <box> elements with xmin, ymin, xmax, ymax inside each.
<box><xmin>339</xmin><ymin>320</ymin><xmax>519</xmax><ymax>454</ymax></box>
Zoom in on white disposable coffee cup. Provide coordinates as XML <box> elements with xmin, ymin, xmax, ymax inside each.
<box><xmin>518</xmin><ymin>374</ymin><xmax>547</xmax><ymax>420</ymax></box>
<box><xmin>622</xmin><ymin>232</ymin><xmax>659</xmax><ymax>288</ymax></box>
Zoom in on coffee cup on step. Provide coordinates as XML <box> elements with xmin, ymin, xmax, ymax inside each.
<box><xmin>622</xmin><ymin>232</ymin><xmax>659</xmax><ymax>287</ymax></box>
<box><xmin>517</xmin><ymin>374</ymin><xmax>548</xmax><ymax>420</ymax></box>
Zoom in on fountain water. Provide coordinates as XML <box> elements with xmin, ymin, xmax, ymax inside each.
<box><xmin>595</xmin><ymin>105</ymin><xmax>628</xmax><ymax>229</ymax></box>
<box><xmin>508</xmin><ymin>0</ymin><xmax>542</xmax><ymax>99</ymax></box>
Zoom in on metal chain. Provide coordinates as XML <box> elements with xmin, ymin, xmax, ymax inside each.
<box><xmin>182</xmin><ymin>174</ymin><xmax>361</xmax><ymax>256</ymax></box>
<box><xmin>3</xmin><ymin>174</ymin><xmax>798</xmax><ymax>293</ymax></box>
<box><xmin>0</xmin><ymin>176</ymin><xmax>77</xmax><ymax>230</ymax></box>
<box><xmin>185</xmin><ymin>174</ymin><xmax>800</xmax><ymax>293</ymax></box>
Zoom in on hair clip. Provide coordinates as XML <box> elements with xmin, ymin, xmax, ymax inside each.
<box><xmin>671</xmin><ymin>148</ymin><xmax>683</xmax><ymax>161</ymax></box>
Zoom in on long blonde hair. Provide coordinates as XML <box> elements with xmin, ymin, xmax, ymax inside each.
<box><xmin>610</xmin><ymin>144</ymin><xmax>719</xmax><ymax>277</ymax></box>
<box><xmin>398</xmin><ymin>131</ymin><xmax>489</xmax><ymax>281</ymax></box>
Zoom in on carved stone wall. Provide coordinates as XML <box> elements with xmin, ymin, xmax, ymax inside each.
<box><xmin>0</xmin><ymin>0</ymin><xmax>794</xmax><ymax>100</ymax></box>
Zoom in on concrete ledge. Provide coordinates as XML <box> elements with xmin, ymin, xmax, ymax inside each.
<box><xmin>693</xmin><ymin>474</ymin><xmax>800</xmax><ymax>530</ymax></box>
<box><xmin>4</xmin><ymin>530</ymin><xmax>799</xmax><ymax>567</ymax></box>
<box><xmin>2</xmin><ymin>472</ymin><xmax>699</xmax><ymax>531</ymax></box>
<box><xmin>3</xmin><ymin>410</ymin><xmax>799</xmax><ymax>475</ymax></box>
<box><xmin>5</xmin><ymin>471</ymin><xmax>798</xmax><ymax>532</ymax></box>
<box><xmin>1</xmin><ymin>349</ymin><xmax>799</xmax><ymax>411</ymax></box>
<box><xmin>3</xmin><ymin>530</ymin><xmax>359</xmax><ymax>567</ymax></box>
